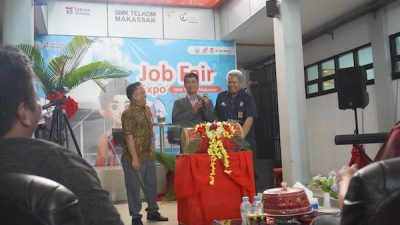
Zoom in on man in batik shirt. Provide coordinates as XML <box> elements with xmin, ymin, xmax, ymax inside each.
<box><xmin>121</xmin><ymin>82</ymin><xmax>168</xmax><ymax>225</ymax></box>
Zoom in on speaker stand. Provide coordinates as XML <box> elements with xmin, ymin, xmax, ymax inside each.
<box><xmin>352</xmin><ymin>108</ymin><xmax>373</xmax><ymax>164</ymax></box>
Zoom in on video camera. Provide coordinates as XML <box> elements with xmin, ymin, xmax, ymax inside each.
<box><xmin>42</xmin><ymin>87</ymin><xmax>70</xmax><ymax>110</ymax></box>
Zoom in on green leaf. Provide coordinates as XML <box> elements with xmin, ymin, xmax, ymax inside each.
<box><xmin>17</xmin><ymin>44</ymin><xmax>55</xmax><ymax>92</ymax></box>
<box><xmin>61</xmin><ymin>35</ymin><xmax>93</xmax><ymax>74</ymax></box>
<box><xmin>17</xmin><ymin>35</ymin><xmax>130</xmax><ymax>94</ymax></box>
<box><xmin>61</xmin><ymin>61</ymin><xmax>130</xmax><ymax>90</ymax></box>
<box><xmin>92</xmin><ymin>79</ymin><xmax>106</xmax><ymax>92</ymax></box>
<box><xmin>48</xmin><ymin>56</ymin><xmax>68</xmax><ymax>79</ymax></box>
<box><xmin>154</xmin><ymin>152</ymin><xmax>176</xmax><ymax>172</ymax></box>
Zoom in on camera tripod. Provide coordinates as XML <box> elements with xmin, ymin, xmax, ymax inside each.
<box><xmin>47</xmin><ymin>101</ymin><xmax>82</xmax><ymax>157</ymax></box>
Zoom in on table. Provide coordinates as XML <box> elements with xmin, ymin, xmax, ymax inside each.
<box><xmin>212</xmin><ymin>213</ymin><xmax>315</xmax><ymax>225</ymax></box>
<box><xmin>175</xmin><ymin>151</ymin><xmax>256</xmax><ymax>225</ymax></box>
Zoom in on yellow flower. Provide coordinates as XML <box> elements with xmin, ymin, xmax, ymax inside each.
<box><xmin>196</xmin><ymin>122</ymin><xmax>235</xmax><ymax>185</ymax></box>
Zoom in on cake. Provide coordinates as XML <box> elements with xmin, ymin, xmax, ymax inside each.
<box><xmin>262</xmin><ymin>186</ymin><xmax>311</xmax><ymax>216</ymax></box>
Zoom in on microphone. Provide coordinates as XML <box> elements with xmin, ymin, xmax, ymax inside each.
<box><xmin>200</xmin><ymin>93</ymin><xmax>208</xmax><ymax>121</ymax></box>
<box><xmin>334</xmin><ymin>132</ymin><xmax>388</xmax><ymax>145</ymax></box>
<box><xmin>201</xmin><ymin>93</ymin><xmax>208</xmax><ymax>107</ymax></box>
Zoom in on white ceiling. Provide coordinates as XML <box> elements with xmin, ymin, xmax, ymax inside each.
<box><xmin>228</xmin><ymin>0</ymin><xmax>382</xmax><ymax>67</ymax></box>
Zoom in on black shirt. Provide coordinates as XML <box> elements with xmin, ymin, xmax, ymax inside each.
<box><xmin>215</xmin><ymin>89</ymin><xmax>258</xmax><ymax>148</ymax></box>
<box><xmin>0</xmin><ymin>138</ymin><xmax>123</xmax><ymax>225</ymax></box>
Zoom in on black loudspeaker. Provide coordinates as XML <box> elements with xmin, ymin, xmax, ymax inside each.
<box><xmin>266</xmin><ymin>0</ymin><xmax>279</xmax><ymax>18</ymax></box>
<box><xmin>335</xmin><ymin>67</ymin><xmax>369</xmax><ymax>110</ymax></box>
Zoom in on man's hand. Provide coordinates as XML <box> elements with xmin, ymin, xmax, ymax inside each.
<box><xmin>192</xmin><ymin>101</ymin><xmax>202</xmax><ymax>113</ymax></box>
<box><xmin>337</xmin><ymin>164</ymin><xmax>358</xmax><ymax>209</ymax></box>
<box><xmin>131</xmin><ymin>156</ymin><xmax>141</xmax><ymax>171</ymax></box>
<box><xmin>337</xmin><ymin>164</ymin><xmax>357</xmax><ymax>184</ymax></box>
<box><xmin>200</xmin><ymin>96</ymin><xmax>210</xmax><ymax>105</ymax></box>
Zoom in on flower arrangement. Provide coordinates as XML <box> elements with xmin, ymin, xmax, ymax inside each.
<box><xmin>195</xmin><ymin>121</ymin><xmax>235</xmax><ymax>185</ymax></box>
<box><xmin>308</xmin><ymin>171</ymin><xmax>339</xmax><ymax>199</ymax></box>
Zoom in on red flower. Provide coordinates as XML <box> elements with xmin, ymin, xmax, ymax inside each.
<box><xmin>223</xmin><ymin>124</ymin><xmax>233</xmax><ymax>134</ymax></box>
<box><xmin>46</xmin><ymin>91</ymin><xmax>64</xmax><ymax>102</ymax></box>
<box><xmin>197</xmin><ymin>125</ymin><xmax>207</xmax><ymax>137</ymax></box>
<box><xmin>62</xmin><ymin>96</ymin><xmax>78</xmax><ymax>118</ymax></box>
<box><xmin>210</xmin><ymin>123</ymin><xmax>217</xmax><ymax>130</ymax></box>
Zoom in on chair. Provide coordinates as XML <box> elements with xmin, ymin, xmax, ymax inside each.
<box><xmin>341</xmin><ymin>157</ymin><xmax>400</xmax><ymax>225</ymax></box>
<box><xmin>374</xmin><ymin>122</ymin><xmax>400</xmax><ymax>161</ymax></box>
<box><xmin>0</xmin><ymin>173</ymin><xmax>84</xmax><ymax>225</ymax></box>
<box><xmin>105</xmin><ymin>128</ymin><xmax>124</xmax><ymax>165</ymax></box>
<box><xmin>167</xmin><ymin>127</ymin><xmax>181</xmax><ymax>153</ymax></box>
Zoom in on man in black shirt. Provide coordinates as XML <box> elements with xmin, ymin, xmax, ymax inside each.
<box><xmin>215</xmin><ymin>69</ymin><xmax>258</xmax><ymax>150</ymax></box>
<box><xmin>0</xmin><ymin>46</ymin><xmax>123</xmax><ymax>225</ymax></box>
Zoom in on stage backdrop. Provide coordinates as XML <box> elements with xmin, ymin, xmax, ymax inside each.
<box><xmin>35</xmin><ymin>35</ymin><xmax>236</xmax><ymax>165</ymax></box>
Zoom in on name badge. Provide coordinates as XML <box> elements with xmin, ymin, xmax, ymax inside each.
<box><xmin>238</xmin><ymin>111</ymin><xmax>243</xmax><ymax>119</ymax></box>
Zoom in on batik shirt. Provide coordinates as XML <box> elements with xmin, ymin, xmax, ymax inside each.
<box><xmin>121</xmin><ymin>102</ymin><xmax>154</xmax><ymax>162</ymax></box>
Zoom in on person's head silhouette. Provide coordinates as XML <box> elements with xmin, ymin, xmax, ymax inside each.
<box><xmin>0</xmin><ymin>46</ymin><xmax>42</xmax><ymax>139</ymax></box>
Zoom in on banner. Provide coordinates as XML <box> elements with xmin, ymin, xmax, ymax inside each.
<box><xmin>108</xmin><ymin>4</ymin><xmax>163</xmax><ymax>38</ymax></box>
<box><xmin>163</xmin><ymin>7</ymin><xmax>215</xmax><ymax>40</ymax></box>
<box><xmin>34</xmin><ymin>35</ymin><xmax>236</xmax><ymax>165</ymax></box>
<box><xmin>47</xmin><ymin>2</ymin><xmax>108</xmax><ymax>36</ymax></box>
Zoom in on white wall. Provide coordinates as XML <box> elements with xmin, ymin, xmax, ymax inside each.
<box><xmin>387</xmin><ymin>2</ymin><xmax>400</xmax><ymax>36</ymax></box>
<box><xmin>303</xmin><ymin>16</ymin><xmax>370</xmax><ymax>66</ymax></box>
<box><xmin>45</xmin><ymin>1</ymin><xmax>216</xmax><ymax>40</ymax></box>
<box><xmin>0</xmin><ymin>0</ymin><xmax>3</xmax><ymax>44</ymax></box>
<box><xmin>303</xmin><ymin>2</ymin><xmax>400</xmax><ymax>175</ymax></box>
<box><xmin>219</xmin><ymin>0</ymin><xmax>264</xmax><ymax>37</ymax></box>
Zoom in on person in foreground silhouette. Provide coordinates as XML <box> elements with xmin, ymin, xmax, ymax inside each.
<box><xmin>0</xmin><ymin>46</ymin><xmax>123</xmax><ymax>225</ymax></box>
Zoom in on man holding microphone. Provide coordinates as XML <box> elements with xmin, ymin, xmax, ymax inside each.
<box><xmin>172</xmin><ymin>72</ymin><xmax>215</xmax><ymax>127</ymax></box>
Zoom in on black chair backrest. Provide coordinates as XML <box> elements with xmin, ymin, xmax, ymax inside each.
<box><xmin>167</xmin><ymin>127</ymin><xmax>181</xmax><ymax>145</ymax></box>
<box><xmin>0</xmin><ymin>173</ymin><xmax>84</xmax><ymax>225</ymax></box>
<box><xmin>341</xmin><ymin>157</ymin><xmax>400</xmax><ymax>225</ymax></box>
<box><xmin>112</xmin><ymin>128</ymin><xmax>124</xmax><ymax>146</ymax></box>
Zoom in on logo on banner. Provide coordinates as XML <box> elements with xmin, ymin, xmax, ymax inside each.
<box><xmin>180</xmin><ymin>13</ymin><xmax>188</xmax><ymax>22</ymax></box>
<box><xmin>65</xmin><ymin>7</ymin><xmax>73</xmax><ymax>14</ymax></box>
<box><xmin>137</xmin><ymin>61</ymin><xmax>216</xmax><ymax>97</ymax></box>
<box><xmin>64</xmin><ymin>6</ymin><xmax>91</xmax><ymax>16</ymax></box>
<box><xmin>188</xmin><ymin>46</ymin><xmax>235</xmax><ymax>55</ymax></box>
<box><xmin>179</xmin><ymin>12</ymin><xmax>198</xmax><ymax>24</ymax></box>
<box><xmin>114</xmin><ymin>9</ymin><xmax>157</xmax><ymax>23</ymax></box>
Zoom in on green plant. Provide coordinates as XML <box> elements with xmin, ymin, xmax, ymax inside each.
<box><xmin>155</xmin><ymin>151</ymin><xmax>176</xmax><ymax>201</ymax></box>
<box><xmin>17</xmin><ymin>36</ymin><xmax>130</xmax><ymax>93</ymax></box>
<box><xmin>308</xmin><ymin>171</ymin><xmax>339</xmax><ymax>199</ymax></box>
<box><xmin>155</xmin><ymin>151</ymin><xmax>176</xmax><ymax>172</ymax></box>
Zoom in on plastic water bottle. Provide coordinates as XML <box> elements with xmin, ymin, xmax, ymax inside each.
<box><xmin>240</xmin><ymin>196</ymin><xmax>251</xmax><ymax>224</ymax></box>
<box><xmin>252</xmin><ymin>196</ymin><xmax>264</xmax><ymax>214</ymax></box>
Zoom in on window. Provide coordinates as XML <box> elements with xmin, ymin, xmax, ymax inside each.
<box><xmin>306</xmin><ymin>65</ymin><xmax>319</xmax><ymax>81</ymax></box>
<box><xmin>338</xmin><ymin>52</ymin><xmax>354</xmax><ymax>68</ymax></box>
<box><xmin>322</xmin><ymin>60</ymin><xmax>335</xmax><ymax>77</ymax></box>
<box><xmin>304</xmin><ymin>44</ymin><xmax>374</xmax><ymax>98</ymax></box>
<box><xmin>307</xmin><ymin>83</ymin><xmax>318</xmax><ymax>94</ymax></box>
<box><xmin>358</xmin><ymin>46</ymin><xmax>374</xmax><ymax>80</ymax></box>
<box><xmin>390</xmin><ymin>32</ymin><xmax>400</xmax><ymax>79</ymax></box>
